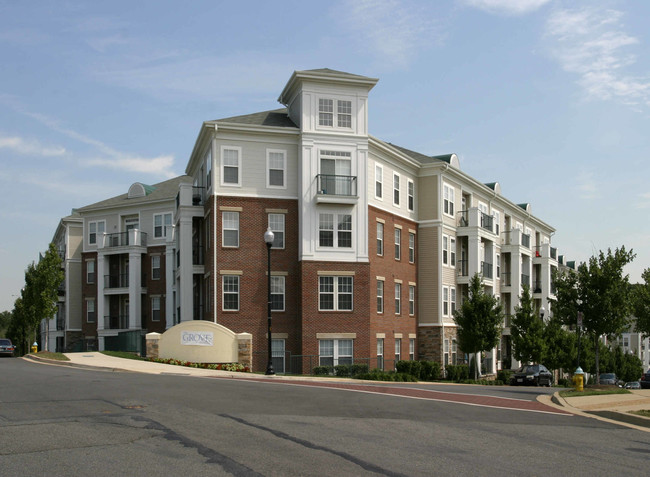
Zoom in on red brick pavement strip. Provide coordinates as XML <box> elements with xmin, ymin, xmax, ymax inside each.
<box><xmin>220</xmin><ymin>377</ymin><xmax>573</xmax><ymax>416</ymax></box>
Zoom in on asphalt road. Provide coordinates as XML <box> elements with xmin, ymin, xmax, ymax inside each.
<box><xmin>1</xmin><ymin>358</ymin><xmax>649</xmax><ymax>476</ymax></box>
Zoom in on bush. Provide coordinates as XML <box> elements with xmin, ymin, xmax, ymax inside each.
<box><xmin>334</xmin><ymin>364</ymin><xmax>350</xmax><ymax>377</ymax></box>
<box><xmin>420</xmin><ymin>361</ymin><xmax>442</xmax><ymax>381</ymax></box>
<box><xmin>497</xmin><ymin>369</ymin><xmax>513</xmax><ymax>384</ymax></box>
<box><xmin>313</xmin><ymin>365</ymin><xmax>333</xmax><ymax>376</ymax></box>
<box><xmin>354</xmin><ymin>370</ymin><xmax>418</xmax><ymax>382</ymax></box>
<box><xmin>446</xmin><ymin>364</ymin><xmax>469</xmax><ymax>381</ymax></box>
<box><xmin>350</xmin><ymin>363</ymin><xmax>369</xmax><ymax>376</ymax></box>
<box><xmin>395</xmin><ymin>360</ymin><xmax>412</xmax><ymax>375</ymax></box>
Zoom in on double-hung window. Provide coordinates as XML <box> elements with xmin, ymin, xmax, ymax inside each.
<box><xmin>395</xmin><ymin>338</ymin><xmax>401</xmax><ymax>364</ymax></box>
<box><xmin>319</xmin><ymin>339</ymin><xmax>353</xmax><ymax>366</ymax></box>
<box><xmin>377</xmin><ymin>280</ymin><xmax>384</xmax><ymax>313</ymax></box>
<box><xmin>151</xmin><ymin>255</ymin><xmax>161</xmax><ymax>280</ymax></box>
<box><xmin>409</xmin><ymin>233</ymin><xmax>415</xmax><ymax>263</ymax></box>
<box><xmin>154</xmin><ymin>213</ymin><xmax>172</xmax><ymax>238</ymax></box>
<box><xmin>151</xmin><ymin>297</ymin><xmax>161</xmax><ymax>321</ymax></box>
<box><xmin>409</xmin><ymin>285</ymin><xmax>415</xmax><ymax>315</ymax></box>
<box><xmin>222</xmin><ymin>275</ymin><xmax>239</xmax><ymax>311</ymax></box>
<box><xmin>319</xmin><ymin>213</ymin><xmax>352</xmax><ymax>248</ymax></box>
<box><xmin>319</xmin><ymin>276</ymin><xmax>353</xmax><ymax>311</ymax></box>
<box><xmin>87</xmin><ymin>260</ymin><xmax>95</xmax><ymax>284</ymax></box>
<box><xmin>88</xmin><ymin>221</ymin><xmax>105</xmax><ymax>245</ymax></box>
<box><xmin>443</xmin><ymin>286</ymin><xmax>449</xmax><ymax>316</ymax></box>
<box><xmin>393</xmin><ymin>173</ymin><xmax>400</xmax><ymax>206</ymax></box>
<box><xmin>267</xmin><ymin>150</ymin><xmax>286</xmax><ymax>188</ymax></box>
<box><xmin>271</xmin><ymin>276</ymin><xmax>285</xmax><ymax>311</ymax></box>
<box><xmin>222</xmin><ymin>212</ymin><xmax>239</xmax><ymax>247</ymax></box>
<box><xmin>268</xmin><ymin>213</ymin><xmax>285</xmax><ymax>249</ymax></box>
<box><xmin>450</xmin><ymin>286</ymin><xmax>457</xmax><ymax>315</ymax></box>
<box><xmin>319</xmin><ymin>98</ymin><xmax>352</xmax><ymax>129</ymax></box>
<box><xmin>221</xmin><ymin>147</ymin><xmax>241</xmax><ymax>186</ymax></box>
<box><xmin>377</xmin><ymin>338</ymin><xmax>384</xmax><ymax>370</ymax></box>
<box><xmin>407</xmin><ymin>180</ymin><xmax>414</xmax><ymax>211</ymax></box>
<box><xmin>377</xmin><ymin>222</ymin><xmax>384</xmax><ymax>256</ymax></box>
<box><xmin>443</xmin><ymin>183</ymin><xmax>455</xmax><ymax>217</ymax></box>
<box><xmin>409</xmin><ymin>338</ymin><xmax>415</xmax><ymax>361</ymax></box>
<box><xmin>395</xmin><ymin>282</ymin><xmax>401</xmax><ymax>315</ymax></box>
<box><xmin>394</xmin><ymin>228</ymin><xmax>401</xmax><ymax>260</ymax></box>
<box><xmin>87</xmin><ymin>299</ymin><xmax>96</xmax><ymax>323</ymax></box>
<box><xmin>318</xmin><ymin>98</ymin><xmax>333</xmax><ymax>126</ymax></box>
<box><xmin>375</xmin><ymin>164</ymin><xmax>383</xmax><ymax>199</ymax></box>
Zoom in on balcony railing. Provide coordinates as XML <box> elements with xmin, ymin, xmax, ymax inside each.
<box><xmin>521</xmin><ymin>233</ymin><xmax>530</xmax><ymax>249</ymax></box>
<box><xmin>504</xmin><ymin>314</ymin><xmax>512</xmax><ymax>328</ymax></box>
<box><xmin>480</xmin><ymin>213</ymin><xmax>493</xmax><ymax>232</ymax></box>
<box><xmin>193</xmin><ymin>245</ymin><xmax>205</xmax><ymax>265</ymax></box>
<box><xmin>481</xmin><ymin>261</ymin><xmax>493</xmax><ymax>279</ymax></box>
<box><xmin>104</xmin><ymin>274</ymin><xmax>129</xmax><ymax>288</ymax></box>
<box><xmin>458</xmin><ymin>210</ymin><xmax>468</xmax><ymax>227</ymax></box>
<box><xmin>521</xmin><ymin>274</ymin><xmax>530</xmax><ymax>287</ymax></box>
<box><xmin>104</xmin><ymin>315</ymin><xmax>129</xmax><ymax>330</ymax></box>
<box><xmin>317</xmin><ymin>174</ymin><xmax>357</xmax><ymax>196</ymax></box>
<box><xmin>457</xmin><ymin>259</ymin><xmax>469</xmax><ymax>277</ymax></box>
<box><xmin>57</xmin><ymin>248</ymin><xmax>66</xmax><ymax>260</ymax></box>
<box><xmin>56</xmin><ymin>317</ymin><xmax>65</xmax><ymax>331</ymax></box>
<box><xmin>551</xmin><ymin>247</ymin><xmax>557</xmax><ymax>259</ymax></box>
<box><xmin>192</xmin><ymin>186</ymin><xmax>205</xmax><ymax>206</ymax></box>
<box><xmin>104</xmin><ymin>231</ymin><xmax>148</xmax><ymax>248</ymax></box>
<box><xmin>501</xmin><ymin>272</ymin><xmax>512</xmax><ymax>286</ymax></box>
<box><xmin>533</xmin><ymin>281</ymin><xmax>542</xmax><ymax>293</ymax></box>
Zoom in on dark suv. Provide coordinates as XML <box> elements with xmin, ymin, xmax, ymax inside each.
<box><xmin>641</xmin><ymin>369</ymin><xmax>650</xmax><ymax>389</ymax></box>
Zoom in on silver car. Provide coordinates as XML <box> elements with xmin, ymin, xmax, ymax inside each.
<box><xmin>0</xmin><ymin>338</ymin><xmax>15</xmax><ymax>357</ymax></box>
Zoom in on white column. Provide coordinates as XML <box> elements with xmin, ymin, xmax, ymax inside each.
<box><xmin>97</xmin><ymin>254</ymin><xmax>106</xmax><ymax>331</ymax></box>
<box><xmin>165</xmin><ymin>234</ymin><xmax>176</xmax><ymax>329</ymax></box>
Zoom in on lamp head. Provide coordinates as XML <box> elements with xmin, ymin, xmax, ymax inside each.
<box><xmin>264</xmin><ymin>227</ymin><xmax>275</xmax><ymax>245</ymax></box>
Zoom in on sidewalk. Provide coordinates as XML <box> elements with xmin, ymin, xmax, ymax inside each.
<box><xmin>24</xmin><ymin>352</ymin><xmax>650</xmax><ymax>431</ymax></box>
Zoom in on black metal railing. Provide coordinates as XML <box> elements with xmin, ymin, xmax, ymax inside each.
<box><xmin>458</xmin><ymin>210</ymin><xmax>469</xmax><ymax>227</ymax></box>
<box><xmin>104</xmin><ymin>273</ymin><xmax>129</xmax><ymax>288</ymax></box>
<box><xmin>533</xmin><ymin>281</ymin><xmax>542</xmax><ymax>293</ymax></box>
<box><xmin>457</xmin><ymin>260</ymin><xmax>469</xmax><ymax>277</ymax></box>
<box><xmin>193</xmin><ymin>245</ymin><xmax>205</xmax><ymax>265</ymax></box>
<box><xmin>104</xmin><ymin>315</ymin><xmax>129</xmax><ymax>330</ymax></box>
<box><xmin>551</xmin><ymin>247</ymin><xmax>557</xmax><ymax>259</ymax></box>
<box><xmin>317</xmin><ymin>174</ymin><xmax>357</xmax><ymax>196</ymax></box>
<box><xmin>521</xmin><ymin>274</ymin><xmax>530</xmax><ymax>287</ymax></box>
<box><xmin>56</xmin><ymin>317</ymin><xmax>65</xmax><ymax>331</ymax></box>
<box><xmin>192</xmin><ymin>186</ymin><xmax>205</xmax><ymax>206</ymax></box>
<box><xmin>501</xmin><ymin>272</ymin><xmax>512</xmax><ymax>286</ymax></box>
<box><xmin>521</xmin><ymin>233</ymin><xmax>530</xmax><ymax>249</ymax></box>
<box><xmin>104</xmin><ymin>231</ymin><xmax>148</xmax><ymax>248</ymax></box>
<box><xmin>481</xmin><ymin>261</ymin><xmax>493</xmax><ymax>279</ymax></box>
<box><xmin>480</xmin><ymin>212</ymin><xmax>493</xmax><ymax>232</ymax></box>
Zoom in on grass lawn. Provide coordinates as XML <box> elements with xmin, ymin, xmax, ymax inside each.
<box><xmin>559</xmin><ymin>387</ymin><xmax>631</xmax><ymax>398</ymax></box>
<box><xmin>629</xmin><ymin>410</ymin><xmax>650</xmax><ymax>418</ymax></box>
<box><xmin>35</xmin><ymin>351</ymin><xmax>69</xmax><ymax>361</ymax></box>
<box><xmin>100</xmin><ymin>351</ymin><xmax>146</xmax><ymax>360</ymax></box>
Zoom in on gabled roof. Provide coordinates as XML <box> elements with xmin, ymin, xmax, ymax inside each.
<box><xmin>295</xmin><ymin>68</ymin><xmax>378</xmax><ymax>82</ymax></box>
<box><xmin>76</xmin><ymin>175</ymin><xmax>192</xmax><ymax>213</ymax></box>
<box><xmin>215</xmin><ymin>108</ymin><xmax>297</xmax><ymax>129</ymax></box>
<box><xmin>384</xmin><ymin>142</ymin><xmax>455</xmax><ymax>166</ymax></box>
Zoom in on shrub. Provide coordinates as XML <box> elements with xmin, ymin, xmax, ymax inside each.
<box><xmin>350</xmin><ymin>363</ymin><xmax>369</xmax><ymax>376</ymax></box>
<box><xmin>395</xmin><ymin>360</ymin><xmax>412</xmax><ymax>375</ymax></box>
<box><xmin>420</xmin><ymin>361</ymin><xmax>442</xmax><ymax>381</ymax></box>
<box><xmin>334</xmin><ymin>364</ymin><xmax>350</xmax><ymax>377</ymax></box>
<box><xmin>497</xmin><ymin>369</ymin><xmax>513</xmax><ymax>384</ymax></box>
<box><xmin>313</xmin><ymin>365</ymin><xmax>333</xmax><ymax>376</ymax></box>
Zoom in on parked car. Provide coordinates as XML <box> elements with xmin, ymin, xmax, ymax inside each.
<box><xmin>624</xmin><ymin>381</ymin><xmax>641</xmax><ymax>390</ymax></box>
<box><xmin>0</xmin><ymin>338</ymin><xmax>15</xmax><ymax>357</ymax></box>
<box><xmin>641</xmin><ymin>369</ymin><xmax>650</xmax><ymax>389</ymax></box>
<box><xmin>598</xmin><ymin>373</ymin><xmax>623</xmax><ymax>386</ymax></box>
<box><xmin>510</xmin><ymin>364</ymin><xmax>553</xmax><ymax>387</ymax></box>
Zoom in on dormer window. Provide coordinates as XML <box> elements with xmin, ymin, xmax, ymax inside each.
<box><xmin>319</xmin><ymin>98</ymin><xmax>352</xmax><ymax>128</ymax></box>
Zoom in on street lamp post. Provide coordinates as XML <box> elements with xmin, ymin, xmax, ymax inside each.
<box><xmin>264</xmin><ymin>228</ymin><xmax>275</xmax><ymax>376</ymax></box>
<box><xmin>540</xmin><ymin>306</ymin><xmax>545</xmax><ymax>321</ymax></box>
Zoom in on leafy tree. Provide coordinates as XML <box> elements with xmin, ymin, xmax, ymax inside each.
<box><xmin>510</xmin><ymin>285</ymin><xmax>545</xmax><ymax>364</ymax></box>
<box><xmin>453</xmin><ymin>273</ymin><xmax>503</xmax><ymax>380</ymax></box>
<box><xmin>7</xmin><ymin>299</ymin><xmax>29</xmax><ymax>355</ymax></box>
<box><xmin>543</xmin><ymin>313</ymin><xmax>576</xmax><ymax>373</ymax></box>
<box><xmin>552</xmin><ymin>247</ymin><xmax>635</xmax><ymax>382</ymax></box>
<box><xmin>0</xmin><ymin>310</ymin><xmax>11</xmax><ymax>334</ymax></box>
<box><xmin>633</xmin><ymin>268</ymin><xmax>650</xmax><ymax>338</ymax></box>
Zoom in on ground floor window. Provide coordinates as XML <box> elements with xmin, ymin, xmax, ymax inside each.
<box><xmin>272</xmin><ymin>339</ymin><xmax>285</xmax><ymax>374</ymax></box>
<box><xmin>319</xmin><ymin>339</ymin><xmax>353</xmax><ymax>367</ymax></box>
<box><xmin>377</xmin><ymin>338</ymin><xmax>384</xmax><ymax>370</ymax></box>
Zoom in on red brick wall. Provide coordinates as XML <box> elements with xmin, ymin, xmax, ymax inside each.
<box><xmin>143</xmin><ymin>246</ymin><xmax>166</xmax><ymax>333</ymax></box>
<box><xmin>81</xmin><ymin>252</ymin><xmax>98</xmax><ymax>340</ymax></box>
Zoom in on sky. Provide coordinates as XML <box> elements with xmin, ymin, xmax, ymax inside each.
<box><xmin>1</xmin><ymin>0</ymin><xmax>649</xmax><ymax>313</ymax></box>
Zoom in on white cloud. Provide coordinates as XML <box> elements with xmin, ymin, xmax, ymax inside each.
<box><xmin>545</xmin><ymin>7</ymin><xmax>650</xmax><ymax>108</ymax></box>
<box><xmin>462</xmin><ymin>0</ymin><xmax>551</xmax><ymax>16</ymax></box>
<box><xmin>86</xmin><ymin>155</ymin><xmax>176</xmax><ymax>178</ymax></box>
<box><xmin>0</xmin><ymin>135</ymin><xmax>65</xmax><ymax>156</ymax></box>
<box><xmin>336</xmin><ymin>0</ymin><xmax>442</xmax><ymax>68</ymax></box>
<box><xmin>577</xmin><ymin>171</ymin><xmax>598</xmax><ymax>200</ymax></box>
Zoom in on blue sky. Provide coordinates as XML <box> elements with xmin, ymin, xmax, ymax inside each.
<box><xmin>1</xmin><ymin>0</ymin><xmax>649</xmax><ymax>313</ymax></box>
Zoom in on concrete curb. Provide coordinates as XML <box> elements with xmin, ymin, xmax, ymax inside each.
<box><xmin>23</xmin><ymin>354</ymin><xmax>135</xmax><ymax>373</ymax></box>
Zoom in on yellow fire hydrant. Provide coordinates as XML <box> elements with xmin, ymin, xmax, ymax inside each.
<box><xmin>31</xmin><ymin>342</ymin><xmax>38</xmax><ymax>353</ymax></box>
<box><xmin>573</xmin><ymin>366</ymin><xmax>584</xmax><ymax>392</ymax></box>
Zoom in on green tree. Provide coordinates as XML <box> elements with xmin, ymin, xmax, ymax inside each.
<box><xmin>633</xmin><ymin>268</ymin><xmax>650</xmax><ymax>338</ymax></box>
<box><xmin>543</xmin><ymin>313</ymin><xmax>576</xmax><ymax>374</ymax></box>
<box><xmin>7</xmin><ymin>299</ymin><xmax>29</xmax><ymax>355</ymax></box>
<box><xmin>0</xmin><ymin>310</ymin><xmax>11</xmax><ymax>334</ymax></box>
<box><xmin>453</xmin><ymin>273</ymin><xmax>503</xmax><ymax>380</ymax></box>
<box><xmin>510</xmin><ymin>285</ymin><xmax>545</xmax><ymax>364</ymax></box>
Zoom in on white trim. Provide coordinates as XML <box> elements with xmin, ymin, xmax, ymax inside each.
<box><xmin>266</xmin><ymin>148</ymin><xmax>287</xmax><ymax>189</ymax></box>
<box><xmin>220</xmin><ymin>145</ymin><xmax>242</xmax><ymax>187</ymax></box>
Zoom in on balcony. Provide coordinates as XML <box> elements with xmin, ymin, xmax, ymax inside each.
<box><xmin>102</xmin><ymin>231</ymin><xmax>148</xmax><ymax>248</ymax></box>
<box><xmin>457</xmin><ymin>259</ymin><xmax>469</xmax><ymax>277</ymax></box>
<box><xmin>521</xmin><ymin>274</ymin><xmax>530</xmax><ymax>287</ymax></box>
<box><xmin>56</xmin><ymin>317</ymin><xmax>65</xmax><ymax>331</ymax></box>
<box><xmin>192</xmin><ymin>186</ymin><xmax>205</xmax><ymax>206</ymax></box>
<box><xmin>480</xmin><ymin>213</ymin><xmax>493</xmax><ymax>233</ymax></box>
<box><xmin>193</xmin><ymin>245</ymin><xmax>205</xmax><ymax>265</ymax></box>
<box><xmin>104</xmin><ymin>274</ymin><xmax>129</xmax><ymax>289</ymax></box>
<box><xmin>456</xmin><ymin>208</ymin><xmax>496</xmax><ymax>237</ymax></box>
<box><xmin>501</xmin><ymin>272</ymin><xmax>512</xmax><ymax>287</ymax></box>
<box><xmin>481</xmin><ymin>261</ymin><xmax>493</xmax><ymax>279</ymax></box>
<box><xmin>316</xmin><ymin>175</ymin><xmax>358</xmax><ymax>204</ymax></box>
<box><xmin>502</xmin><ymin>229</ymin><xmax>531</xmax><ymax>251</ymax></box>
<box><xmin>533</xmin><ymin>280</ymin><xmax>542</xmax><ymax>293</ymax></box>
<box><xmin>521</xmin><ymin>234</ymin><xmax>530</xmax><ymax>249</ymax></box>
<box><xmin>504</xmin><ymin>314</ymin><xmax>512</xmax><ymax>328</ymax></box>
<box><xmin>104</xmin><ymin>315</ymin><xmax>129</xmax><ymax>330</ymax></box>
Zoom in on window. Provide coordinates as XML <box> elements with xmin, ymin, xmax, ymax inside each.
<box><xmin>271</xmin><ymin>276</ymin><xmax>285</xmax><ymax>311</ymax></box>
<box><xmin>407</xmin><ymin>180</ymin><xmax>414</xmax><ymax>211</ymax></box>
<box><xmin>222</xmin><ymin>275</ymin><xmax>239</xmax><ymax>311</ymax></box>
<box><xmin>377</xmin><ymin>280</ymin><xmax>384</xmax><ymax>313</ymax></box>
<box><xmin>395</xmin><ymin>338</ymin><xmax>401</xmax><ymax>364</ymax></box>
<box><xmin>151</xmin><ymin>255</ymin><xmax>161</xmax><ymax>280</ymax></box>
<box><xmin>444</xmin><ymin>339</ymin><xmax>449</xmax><ymax>366</ymax></box>
<box><xmin>89</xmin><ymin>221</ymin><xmax>105</xmax><ymax>245</ymax></box>
<box><xmin>318</xmin><ymin>98</ymin><xmax>333</xmax><ymax>126</ymax></box>
<box><xmin>393</xmin><ymin>173</ymin><xmax>400</xmax><ymax>206</ymax></box>
<box><xmin>443</xmin><ymin>235</ymin><xmax>449</xmax><ymax>265</ymax></box>
<box><xmin>319</xmin><ymin>339</ymin><xmax>353</xmax><ymax>366</ymax></box>
<box><xmin>154</xmin><ymin>213</ymin><xmax>172</xmax><ymax>238</ymax></box>
<box><xmin>222</xmin><ymin>212</ymin><xmax>239</xmax><ymax>247</ymax></box>
<box><xmin>272</xmin><ymin>339</ymin><xmax>285</xmax><ymax>374</ymax></box>
<box><xmin>375</xmin><ymin>165</ymin><xmax>383</xmax><ymax>199</ymax></box>
<box><xmin>319</xmin><ymin>276</ymin><xmax>353</xmax><ymax>311</ymax></box>
<box><xmin>319</xmin><ymin>98</ymin><xmax>352</xmax><ymax>128</ymax></box>
<box><xmin>409</xmin><ymin>285</ymin><xmax>415</xmax><ymax>315</ymax></box>
<box><xmin>206</xmin><ymin>148</ymin><xmax>212</xmax><ymax>190</ymax></box>
<box><xmin>443</xmin><ymin>183</ymin><xmax>455</xmax><ymax>216</ymax></box>
<box><xmin>268</xmin><ymin>213</ymin><xmax>285</xmax><ymax>249</ymax></box>
<box><xmin>320</xmin><ymin>150</ymin><xmax>352</xmax><ymax>195</ymax></box>
<box><xmin>377</xmin><ymin>338</ymin><xmax>384</xmax><ymax>370</ymax></box>
<box><xmin>87</xmin><ymin>299</ymin><xmax>96</xmax><ymax>323</ymax></box>
<box><xmin>319</xmin><ymin>213</ymin><xmax>352</xmax><ymax>248</ymax></box>
<box><xmin>394</xmin><ymin>228</ymin><xmax>401</xmax><ymax>260</ymax></box>
<box><xmin>409</xmin><ymin>233</ymin><xmax>415</xmax><ymax>263</ymax></box>
<box><xmin>452</xmin><ymin>339</ymin><xmax>458</xmax><ymax>365</ymax></box>
<box><xmin>450</xmin><ymin>237</ymin><xmax>456</xmax><ymax>267</ymax></box>
<box><xmin>395</xmin><ymin>282</ymin><xmax>402</xmax><ymax>315</ymax></box>
<box><xmin>493</xmin><ymin>210</ymin><xmax>500</xmax><ymax>235</ymax></box>
<box><xmin>443</xmin><ymin>286</ymin><xmax>449</xmax><ymax>316</ymax></box>
<box><xmin>267</xmin><ymin>150</ymin><xmax>286</xmax><ymax>188</ymax></box>
<box><xmin>151</xmin><ymin>297</ymin><xmax>161</xmax><ymax>321</ymax></box>
<box><xmin>450</xmin><ymin>287</ymin><xmax>456</xmax><ymax>315</ymax></box>
<box><xmin>87</xmin><ymin>260</ymin><xmax>95</xmax><ymax>284</ymax></box>
<box><xmin>377</xmin><ymin>222</ymin><xmax>384</xmax><ymax>256</ymax></box>
<box><xmin>410</xmin><ymin>338</ymin><xmax>415</xmax><ymax>361</ymax></box>
<box><xmin>221</xmin><ymin>147</ymin><xmax>241</xmax><ymax>186</ymax></box>
<box><xmin>496</xmin><ymin>254</ymin><xmax>501</xmax><ymax>278</ymax></box>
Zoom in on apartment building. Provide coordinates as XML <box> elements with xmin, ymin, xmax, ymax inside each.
<box><xmin>47</xmin><ymin>68</ymin><xmax>559</xmax><ymax>373</ymax></box>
